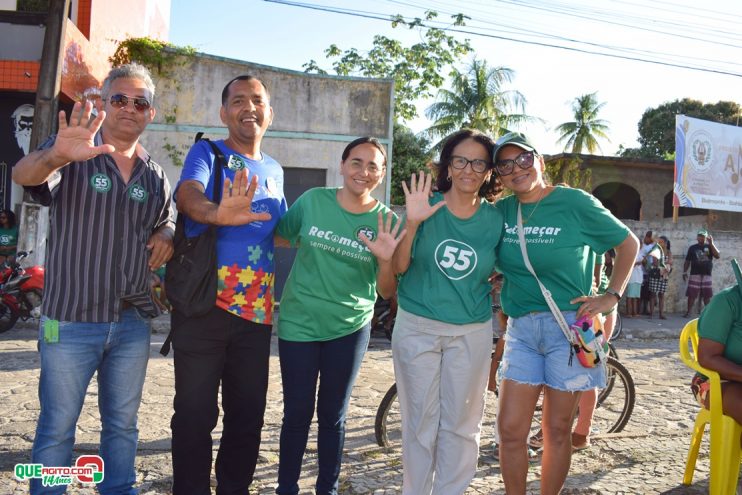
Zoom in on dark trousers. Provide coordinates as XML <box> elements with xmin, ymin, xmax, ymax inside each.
<box><xmin>170</xmin><ymin>306</ymin><xmax>272</xmax><ymax>495</ymax></box>
<box><xmin>276</xmin><ymin>325</ymin><xmax>370</xmax><ymax>495</ymax></box>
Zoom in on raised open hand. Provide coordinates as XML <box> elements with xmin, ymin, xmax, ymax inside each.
<box><xmin>360</xmin><ymin>211</ymin><xmax>406</xmax><ymax>262</ymax></box>
<box><xmin>401</xmin><ymin>171</ymin><xmax>446</xmax><ymax>225</ymax></box>
<box><xmin>52</xmin><ymin>101</ymin><xmax>115</xmax><ymax>163</ymax></box>
<box><xmin>214</xmin><ymin>168</ymin><xmax>273</xmax><ymax>226</ymax></box>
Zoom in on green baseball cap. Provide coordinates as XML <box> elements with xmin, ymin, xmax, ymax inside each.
<box><xmin>697</xmin><ymin>229</ymin><xmax>708</xmax><ymax>237</ymax></box>
<box><xmin>494</xmin><ymin>132</ymin><xmax>538</xmax><ymax>161</ymax></box>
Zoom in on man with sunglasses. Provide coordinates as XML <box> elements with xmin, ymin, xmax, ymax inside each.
<box><xmin>13</xmin><ymin>63</ymin><xmax>174</xmax><ymax>495</ymax></box>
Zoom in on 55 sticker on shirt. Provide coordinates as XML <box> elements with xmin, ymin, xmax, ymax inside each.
<box><xmin>435</xmin><ymin>240</ymin><xmax>477</xmax><ymax>280</ymax></box>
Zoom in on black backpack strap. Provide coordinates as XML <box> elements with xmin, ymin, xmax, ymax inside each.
<box><xmin>158</xmin><ymin>135</ymin><xmax>228</xmax><ymax>357</ymax></box>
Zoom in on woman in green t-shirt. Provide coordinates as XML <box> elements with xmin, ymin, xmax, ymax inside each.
<box><xmin>0</xmin><ymin>209</ymin><xmax>19</xmax><ymax>265</ymax></box>
<box><xmin>493</xmin><ymin>132</ymin><xmax>639</xmax><ymax>495</ymax></box>
<box><xmin>275</xmin><ymin>137</ymin><xmax>404</xmax><ymax>495</ymax></box>
<box><xmin>691</xmin><ymin>281</ymin><xmax>742</xmax><ymax>431</ymax></box>
<box><xmin>392</xmin><ymin>129</ymin><xmax>503</xmax><ymax>494</ymax></box>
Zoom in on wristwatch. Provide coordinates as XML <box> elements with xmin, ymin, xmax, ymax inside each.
<box><xmin>605</xmin><ymin>288</ymin><xmax>622</xmax><ymax>301</ymax></box>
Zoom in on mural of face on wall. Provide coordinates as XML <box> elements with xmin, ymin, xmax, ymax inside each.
<box><xmin>11</xmin><ymin>104</ymin><xmax>34</xmax><ymax>156</ymax></box>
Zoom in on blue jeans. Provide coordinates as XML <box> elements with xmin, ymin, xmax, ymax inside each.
<box><xmin>276</xmin><ymin>325</ymin><xmax>370</xmax><ymax>495</ymax></box>
<box><xmin>31</xmin><ymin>309</ymin><xmax>151</xmax><ymax>495</ymax></box>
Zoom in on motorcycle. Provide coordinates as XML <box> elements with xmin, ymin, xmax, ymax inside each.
<box><xmin>0</xmin><ymin>251</ymin><xmax>44</xmax><ymax>334</ymax></box>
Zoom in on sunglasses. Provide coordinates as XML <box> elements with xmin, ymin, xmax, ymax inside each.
<box><xmin>450</xmin><ymin>155</ymin><xmax>490</xmax><ymax>173</ymax></box>
<box><xmin>109</xmin><ymin>94</ymin><xmax>152</xmax><ymax>112</ymax></box>
<box><xmin>495</xmin><ymin>150</ymin><xmax>535</xmax><ymax>176</ymax></box>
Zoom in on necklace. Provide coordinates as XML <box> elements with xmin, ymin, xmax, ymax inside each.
<box><xmin>521</xmin><ymin>188</ymin><xmax>546</xmax><ymax>224</ymax></box>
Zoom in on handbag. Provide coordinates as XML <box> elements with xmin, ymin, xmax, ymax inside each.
<box><xmin>516</xmin><ymin>203</ymin><xmax>608</xmax><ymax>368</ymax></box>
<box><xmin>159</xmin><ymin>139</ymin><xmax>226</xmax><ymax>355</ymax></box>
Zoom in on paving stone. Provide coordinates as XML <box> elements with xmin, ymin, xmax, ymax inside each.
<box><xmin>0</xmin><ymin>314</ymin><xmax>736</xmax><ymax>493</ymax></box>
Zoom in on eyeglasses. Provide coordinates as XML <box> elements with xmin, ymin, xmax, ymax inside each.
<box><xmin>450</xmin><ymin>155</ymin><xmax>490</xmax><ymax>173</ymax></box>
<box><xmin>495</xmin><ymin>150</ymin><xmax>535</xmax><ymax>176</ymax></box>
<box><xmin>347</xmin><ymin>160</ymin><xmax>384</xmax><ymax>175</ymax></box>
<box><xmin>109</xmin><ymin>94</ymin><xmax>152</xmax><ymax>112</ymax></box>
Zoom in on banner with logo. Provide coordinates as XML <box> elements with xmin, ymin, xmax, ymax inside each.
<box><xmin>674</xmin><ymin>115</ymin><xmax>742</xmax><ymax>212</ymax></box>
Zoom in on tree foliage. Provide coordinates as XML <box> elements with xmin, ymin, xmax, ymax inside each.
<box><xmin>110</xmin><ymin>37</ymin><xmax>195</xmax><ymax>77</ymax></box>
<box><xmin>555</xmin><ymin>92</ymin><xmax>610</xmax><ymax>154</ymax></box>
<box><xmin>424</xmin><ymin>58</ymin><xmax>538</xmax><ymax>147</ymax></box>
<box><xmin>545</xmin><ymin>156</ymin><xmax>591</xmax><ymax>190</ymax></box>
<box><xmin>304</xmin><ymin>11</ymin><xmax>472</xmax><ymax>121</ymax></box>
<box><xmin>389</xmin><ymin>123</ymin><xmax>433</xmax><ymax>204</ymax></box>
<box><xmin>621</xmin><ymin>98</ymin><xmax>742</xmax><ymax>158</ymax></box>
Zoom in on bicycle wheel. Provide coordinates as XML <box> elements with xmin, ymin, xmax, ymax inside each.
<box><xmin>375</xmin><ymin>383</ymin><xmax>400</xmax><ymax>448</ymax></box>
<box><xmin>592</xmin><ymin>356</ymin><xmax>635</xmax><ymax>434</ymax></box>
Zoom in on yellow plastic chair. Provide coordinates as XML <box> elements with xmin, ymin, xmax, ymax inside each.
<box><xmin>679</xmin><ymin>318</ymin><xmax>742</xmax><ymax>494</ymax></box>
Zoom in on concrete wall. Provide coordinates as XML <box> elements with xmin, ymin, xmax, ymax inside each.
<box><xmin>139</xmin><ymin>52</ymin><xmax>394</xmax><ymax>203</ymax></box>
<box><xmin>623</xmin><ymin>219</ymin><xmax>742</xmax><ymax>314</ymax></box>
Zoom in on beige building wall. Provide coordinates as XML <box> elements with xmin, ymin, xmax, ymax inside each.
<box><xmin>139</xmin><ymin>52</ymin><xmax>394</xmax><ymax>203</ymax></box>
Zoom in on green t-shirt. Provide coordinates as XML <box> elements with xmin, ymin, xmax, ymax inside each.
<box><xmin>0</xmin><ymin>226</ymin><xmax>18</xmax><ymax>256</ymax></box>
<box><xmin>495</xmin><ymin>186</ymin><xmax>630</xmax><ymax>318</ymax></box>
<box><xmin>397</xmin><ymin>192</ymin><xmax>504</xmax><ymax>325</ymax></box>
<box><xmin>698</xmin><ymin>285</ymin><xmax>742</xmax><ymax>366</ymax></box>
<box><xmin>276</xmin><ymin>188</ymin><xmax>395</xmax><ymax>342</ymax></box>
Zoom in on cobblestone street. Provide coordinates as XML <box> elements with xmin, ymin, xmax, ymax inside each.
<box><xmin>0</xmin><ymin>315</ymin><xmax>728</xmax><ymax>494</ymax></box>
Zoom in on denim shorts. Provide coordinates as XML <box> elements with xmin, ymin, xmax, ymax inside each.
<box><xmin>498</xmin><ymin>311</ymin><xmax>607</xmax><ymax>392</ymax></box>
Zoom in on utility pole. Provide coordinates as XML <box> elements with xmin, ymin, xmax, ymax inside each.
<box><xmin>19</xmin><ymin>0</ymin><xmax>71</xmax><ymax>266</ymax></box>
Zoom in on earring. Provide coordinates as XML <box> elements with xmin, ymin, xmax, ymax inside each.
<box><xmin>447</xmin><ymin>175</ymin><xmax>451</xmax><ymax>182</ymax></box>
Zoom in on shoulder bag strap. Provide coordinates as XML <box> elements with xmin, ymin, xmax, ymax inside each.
<box><xmin>516</xmin><ymin>203</ymin><xmax>576</xmax><ymax>345</ymax></box>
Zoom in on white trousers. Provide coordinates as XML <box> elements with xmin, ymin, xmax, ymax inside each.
<box><xmin>392</xmin><ymin>309</ymin><xmax>493</xmax><ymax>495</ymax></box>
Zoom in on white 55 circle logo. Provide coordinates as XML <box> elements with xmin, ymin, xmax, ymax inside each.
<box><xmin>435</xmin><ymin>240</ymin><xmax>477</xmax><ymax>280</ymax></box>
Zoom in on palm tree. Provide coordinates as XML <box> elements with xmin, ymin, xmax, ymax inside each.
<box><xmin>424</xmin><ymin>58</ymin><xmax>538</xmax><ymax>147</ymax></box>
<box><xmin>555</xmin><ymin>92</ymin><xmax>611</xmax><ymax>153</ymax></box>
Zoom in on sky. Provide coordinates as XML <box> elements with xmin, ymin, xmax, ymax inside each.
<box><xmin>169</xmin><ymin>0</ymin><xmax>742</xmax><ymax>156</ymax></box>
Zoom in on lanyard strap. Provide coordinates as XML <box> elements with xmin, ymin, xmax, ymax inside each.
<box><xmin>516</xmin><ymin>203</ymin><xmax>576</xmax><ymax>345</ymax></box>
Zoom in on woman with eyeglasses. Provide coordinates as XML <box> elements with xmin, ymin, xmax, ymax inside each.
<box><xmin>492</xmin><ymin>132</ymin><xmax>638</xmax><ymax>495</ymax></box>
<box><xmin>0</xmin><ymin>209</ymin><xmax>19</xmax><ymax>265</ymax></box>
<box><xmin>392</xmin><ymin>129</ymin><xmax>503</xmax><ymax>494</ymax></box>
<box><xmin>274</xmin><ymin>137</ymin><xmax>404</xmax><ymax>495</ymax></box>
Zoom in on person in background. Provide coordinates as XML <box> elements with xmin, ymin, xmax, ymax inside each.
<box><xmin>625</xmin><ymin>245</ymin><xmax>644</xmax><ymax>318</ymax></box>
<box><xmin>13</xmin><ymin>62</ymin><xmax>174</xmax><ymax>495</ymax></box>
<box><xmin>493</xmin><ymin>131</ymin><xmax>638</xmax><ymax>495</ymax></box>
<box><xmin>0</xmin><ymin>209</ymin><xmax>19</xmax><ymax>265</ymax></box>
<box><xmin>274</xmin><ymin>137</ymin><xmax>404</xmax><ymax>495</ymax></box>
<box><xmin>683</xmin><ymin>229</ymin><xmax>720</xmax><ymax>318</ymax></box>
<box><xmin>571</xmin><ymin>251</ymin><xmax>617</xmax><ymax>451</ymax></box>
<box><xmin>639</xmin><ymin>230</ymin><xmax>656</xmax><ymax>315</ymax></box>
<box><xmin>648</xmin><ymin>235</ymin><xmax>672</xmax><ymax>319</ymax></box>
<box><xmin>392</xmin><ymin>129</ymin><xmax>503</xmax><ymax>494</ymax></box>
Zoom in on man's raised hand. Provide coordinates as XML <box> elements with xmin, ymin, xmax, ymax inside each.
<box><xmin>50</xmin><ymin>101</ymin><xmax>115</xmax><ymax>164</ymax></box>
<box><xmin>214</xmin><ymin>168</ymin><xmax>272</xmax><ymax>226</ymax></box>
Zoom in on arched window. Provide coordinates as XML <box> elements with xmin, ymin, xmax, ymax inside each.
<box><xmin>663</xmin><ymin>191</ymin><xmax>708</xmax><ymax>218</ymax></box>
<box><xmin>593</xmin><ymin>182</ymin><xmax>641</xmax><ymax>220</ymax></box>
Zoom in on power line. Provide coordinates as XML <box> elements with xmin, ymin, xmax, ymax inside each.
<box><xmin>265</xmin><ymin>0</ymin><xmax>742</xmax><ymax>78</ymax></box>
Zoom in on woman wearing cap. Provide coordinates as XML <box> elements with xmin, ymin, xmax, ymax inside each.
<box><xmin>690</xmin><ymin>263</ymin><xmax>742</xmax><ymax>438</ymax></box>
<box><xmin>392</xmin><ymin>129</ymin><xmax>503</xmax><ymax>494</ymax></box>
<box><xmin>493</xmin><ymin>132</ymin><xmax>639</xmax><ymax>494</ymax></box>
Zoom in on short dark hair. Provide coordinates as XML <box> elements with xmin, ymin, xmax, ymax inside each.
<box><xmin>0</xmin><ymin>209</ymin><xmax>17</xmax><ymax>228</ymax></box>
<box><xmin>659</xmin><ymin>235</ymin><xmax>671</xmax><ymax>251</ymax></box>
<box><xmin>432</xmin><ymin>129</ymin><xmax>501</xmax><ymax>201</ymax></box>
<box><xmin>221</xmin><ymin>75</ymin><xmax>270</xmax><ymax>105</ymax></box>
<box><xmin>341</xmin><ymin>137</ymin><xmax>387</xmax><ymax>166</ymax></box>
